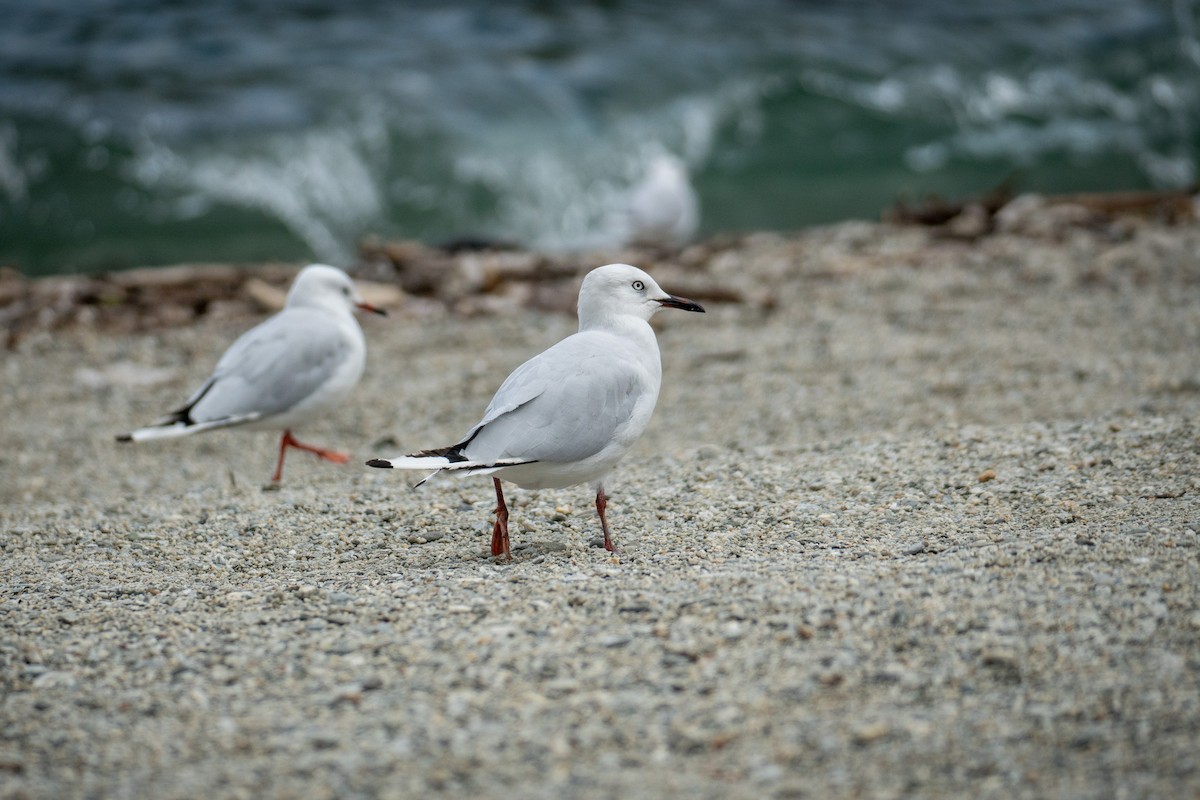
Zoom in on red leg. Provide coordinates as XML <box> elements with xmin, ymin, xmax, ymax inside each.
<box><xmin>596</xmin><ymin>486</ymin><xmax>617</xmax><ymax>552</ymax></box>
<box><xmin>272</xmin><ymin>431</ymin><xmax>290</xmax><ymax>483</ymax></box>
<box><xmin>272</xmin><ymin>430</ymin><xmax>350</xmax><ymax>483</ymax></box>
<box><xmin>491</xmin><ymin>477</ymin><xmax>511</xmax><ymax>561</ymax></box>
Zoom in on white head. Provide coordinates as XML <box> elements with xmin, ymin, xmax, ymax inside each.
<box><xmin>285</xmin><ymin>264</ymin><xmax>386</xmax><ymax>317</ymax></box>
<box><xmin>577</xmin><ymin>263</ymin><xmax>704</xmax><ymax>331</ymax></box>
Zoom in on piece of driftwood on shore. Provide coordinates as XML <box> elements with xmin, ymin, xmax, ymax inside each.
<box><xmin>1</xmin><ymin>263</ymin><xmax>297</xmax><ymax>349</ymax></box>
<box><xmin>1</xmin><ymin>237</ymin><xmax>745</xmax><ymax>348</ymax></box>
<box><xmin>886</xmin><ymin>186</ymin><xmax>1197</xmax><ymax>240</ymax></box>
<box><xmin>4</xmin><ymin>187</ymin><xmax>1184</xmax><ymax>349</ymax></box>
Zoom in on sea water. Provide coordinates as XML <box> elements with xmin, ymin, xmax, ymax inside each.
<box><xmin>0</xmin><ymin>0</ymin><xmax>1194</xmax><ymax>274</ymax></box>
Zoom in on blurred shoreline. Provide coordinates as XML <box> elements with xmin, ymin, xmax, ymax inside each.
<box><xmin>2</xmin><ymin>186</ymin><xmax>1195</xmax><ymax>350</ymax></box>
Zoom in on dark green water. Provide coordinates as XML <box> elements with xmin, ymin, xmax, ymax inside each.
<box><xmin>0</xmin><ymin>0</ymin><xmax>1194</xmax><ymax>275</ymax></box>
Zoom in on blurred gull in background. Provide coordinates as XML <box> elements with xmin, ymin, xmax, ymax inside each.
<box><xmin>623</xmin><ymin>152</ymin><xmax>700</xmax><ymax>248</ymax></box>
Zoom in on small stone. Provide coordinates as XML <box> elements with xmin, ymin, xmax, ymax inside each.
<box><xmin>0</xmin><ymin>749</ymin><xmax>25</xmax><ymax>774</ymax></box>
<box><xmin>853</xmin><ymin>722</ymin><xmax>890</xmax><ymax>744</ymax></box>
<box><xmin>309</xmin><ymin>731</ymin><xmax>340</xmax><ymax>750</ymax></box>
<box><xmin>978</xmin><ymin>469</ymin><xmax>997</xmax><ymax>482</ymax></box>
<box><xmin>981</xmin><ymin>649</ymin><xmax>1023</xmax><ymax>684</ymax></box>
<box><xmin>818</xmin><ymin>671</ymin><xmax>843</xmax><ymax>686</ymax></box>
<box><xmin>945</xmin><ymin>202</ymin><xmax>990</xmax><ymax>239</ymax></box>
<box><xmin>32</xmin><ymin>670</ymin><xmax>77</xmax><ymax>690</ymax></box>
<box><xmin>329</xmin><ymin>684</ymin><xmax>364</xmax><ymax>706</ymax></box>
<box><xmin>720</xmin><ymin>621</ymin><xmax>745</xmax><ymax>640</ymax></box>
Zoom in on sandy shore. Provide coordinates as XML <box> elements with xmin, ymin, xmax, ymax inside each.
<box><xmin>2</xmin><ymin>213</ymin><xmax>1199</xmax><ymax>798</ymax></box>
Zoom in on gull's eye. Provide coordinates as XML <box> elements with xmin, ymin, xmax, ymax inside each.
<box><xmin>342</xmin><ymin>286</ymin><xmax>351</xmax><ymax>296</ymax></box>
<box><xmin>632</xmin><ymin>280</ymin><xmax>645</xmax><ymax>292</ymax></box>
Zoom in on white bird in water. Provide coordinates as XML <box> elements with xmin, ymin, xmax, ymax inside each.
<box><xmin>368</xmin><ymin>263</ymin><xmax>704</xmax><ymax>560</ymax></box>
<box><xmin>624</xmin><ymin>152</ymin><xmax>700</xmax><ymax>248</ymax></box>
<box><xmin>118</xmin><ymin>264</ymin><xmax>386</xmax><ymax>483</ymax></box>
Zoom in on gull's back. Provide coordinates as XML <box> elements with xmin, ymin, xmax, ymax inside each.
<box><xmin>189</xmin><ymin>308</ymin><xmax>363</xmax><ymax>426</ymax></box>
<box><xmin>462</xmin><ymin>329</ymin><xmax>659</xmax><ymax>469</ymax></box>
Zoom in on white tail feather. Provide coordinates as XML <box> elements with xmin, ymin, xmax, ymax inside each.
<box><xmin>369</xmin><ymin>455</ymin><xmax>532</xmax><ymax>471</ymax></box>
<box><xmin>370</xmin><ymin>454</ymin><xmax>457</xmax><ymax>470</ymax></box>
<box><xmin>118</xmin><ymin>413</ymin><xmax>259</xmax><ymax>443</ymax></box>
<box><xmin>366</xmin><ymin>454</ymin><xmax>535</xmax><ymax>487</ymax></box>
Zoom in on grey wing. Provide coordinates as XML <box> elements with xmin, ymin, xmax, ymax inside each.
<box><xmin>467</xmin><ymin>350</ymin><xmax>556</xmax><ymax>434</ymax></box>
<box><xmin>464</xmin><ymin>343</ymin><xmax>645</xmax><ymax>464</ymax></box>
<box><xmin>188</xmin><ymin>309</ymin><xmax>352</xmax><ymax>423</ymax></box>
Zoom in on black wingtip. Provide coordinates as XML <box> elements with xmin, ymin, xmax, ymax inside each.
<box><xmin>365</xmin><ymin>459</ymin><xmax>393</xmax><ymax>469</ymax></box>
<box><xmin>116</xmin><ymin>433</ymin><xmax>133</xmax><ymax>443</ymax></box>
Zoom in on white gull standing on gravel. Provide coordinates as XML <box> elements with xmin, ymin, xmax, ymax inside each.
<box><xmin>367</xmin><ymin>263</ymin><xmax>704</xmax><ymax>560</ymax></box>
<box><xmin>118</xmin><ymin>264</ymin><xmax>385</xmax><ymax>483</ymax></box>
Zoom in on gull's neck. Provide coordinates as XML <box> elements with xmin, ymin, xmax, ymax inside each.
<box><xmin>288</xmin><ymin>296</ymin><xmax>351</xmax><ymax>319</ymax></box>
<box><xmin>578</xmin><ymin>307</ymin><xmax>652</xmax><ymax>336</ymax></box>
<box><xmin>579</xmin><ymin>310</ymin><xmax>661</xmax><ymax>377</ymax></box>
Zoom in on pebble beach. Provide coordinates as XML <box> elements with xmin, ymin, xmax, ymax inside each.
<box><xmin>2</xmin><ymin>207</ymin><xmax>1199</xmax><ymax>798</ymax></box>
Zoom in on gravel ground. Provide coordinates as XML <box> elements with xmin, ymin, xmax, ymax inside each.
<box><xmin>2</xmin><ymin>219</ymin><xmax>1199</xmax><ymax>799</ymax></box>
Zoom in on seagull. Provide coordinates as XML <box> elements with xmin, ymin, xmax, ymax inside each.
<box><xmin>117</xmin><ymin>264</ymin><xmax>386</xmax><ymax>483</ymax></box>
<box><xmin>624</xmin><ymin>152</ymin><xmax>700</xmax><ymax>248</ymax></box>
<box><xmin>367</xmin><ymin>263</ymin><xmax>704</xmax><ymax>560</ymax></box>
